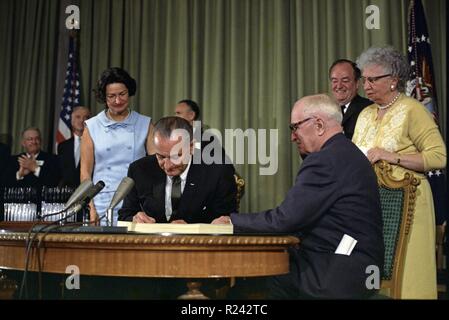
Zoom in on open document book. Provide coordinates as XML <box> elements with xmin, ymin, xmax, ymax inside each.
<box><xmin>117</xmin><ymin>221</ymin><xmax>233</xmax><ymax>234</ymax></box>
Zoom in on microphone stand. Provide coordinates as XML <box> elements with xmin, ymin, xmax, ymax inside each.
<box><xmin>106</xmin><ymin>208</ymin><xmax>114</xmax><ymax>227</ymax></box>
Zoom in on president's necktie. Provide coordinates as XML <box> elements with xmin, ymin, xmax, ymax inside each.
<box><xmin>171</xmin><ymin>175</ymin><xmax>181</xmax><ymax>217</ymax></box>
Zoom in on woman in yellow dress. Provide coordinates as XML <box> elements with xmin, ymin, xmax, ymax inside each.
<box><xmin>352</xmin><ymin>46</ymin><xmax>446</xmax><ymax>299</ymax></box>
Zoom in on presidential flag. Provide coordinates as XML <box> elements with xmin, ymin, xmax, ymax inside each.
<box><xmin>406</xmin><ymin>0</ymin><xmax>448</xmax><ymax>225</ymax></box>
<box><xmin>55</xmin><ymin>35</ymin><xmax>80</xmax><ymax>147</ymax></box>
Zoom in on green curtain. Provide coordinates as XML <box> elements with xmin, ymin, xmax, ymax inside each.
<box><xmin>0</xmin><ymin>0</ymin><xmax>446</xmax><ymax>212</ymax></box>
<box><xmin>0</xmin><ymin>0</ymin><xmax>59</xmax><ymax>149</ymax></box>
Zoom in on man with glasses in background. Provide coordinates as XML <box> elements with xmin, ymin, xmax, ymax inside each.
<box><xmin>3</xmin><ymin>127</ymin><xmax>60</xmax><ymax>188</ymax></box>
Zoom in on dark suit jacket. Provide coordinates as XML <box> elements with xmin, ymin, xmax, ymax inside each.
<box><xmin>342</xmin><ymin>95</ymin><xmax>372</xmax><ymax>140</ymax></box>
<box><xmin>57</xmin><ymin>137</ymin><xmax>80</xmax><ymax>187</ymax></box>
<box><xmin>197</xmin><ymin>128</ymin><xmax>235</xmax><ymax>170</ymax></box>
<box><xmin>118</xmin><ymin>155</ymin><xmax>237</xmax><ymax>223</ymax></box>
<box><xmin>0</xmin><ymin>143</ymin><xmax>11</xmax><ymax>187</ymax></box>
<box><xmin>231</xmin><ymin>133</ymin><xmax>384</xmax><ymax>299</ymax></box>
<box><xmin>3</xmin><ymin>151</ymin><xmax>61</xmax><ymax>188</ymax></box>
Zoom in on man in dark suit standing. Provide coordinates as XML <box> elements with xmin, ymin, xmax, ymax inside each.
<box><xmin>3</xmin><ymin>127</ymin><xmax>60</xmax><ymax>188</ymax></box>
<box><xmin>174</xmin><ymin>99</ymin><xmax>235</xmax><ymax>170</ymax></box>
<box><xmin>118</xmin><ymin>116</ymin><xmax>237</xmax><ymax>224</ymax></box>
<box><xmin>175</xmin><ymin>99</ymin><xmax>204</xmax><ymax>150</ymax></box>
<box><xmin>175</xmin><ymin>99</ymin><xmax>200</xmax><ymax>125</ymax></box>
<box><xmin>213</xmin><ymin>94</ymin><xmax>384</xmax><ymax>299</ymax></box>
<box><xmin>0</xmin><ymin>142</ymin><xmax>11</xmax><ymax>220</ymax></box>
<box><xmin>329</xmin><ymin>59</ymin><xmax>372</xmax><ymax>140</ymax></box>
<box><xmin>57</xmin><ymin>106</ymin><xmax>91</xmax><ymax>187</ymax></box>
<box><xmin>0</xmin><ymin>142</ymin><xmax>11</xmax><ymax>186</ymax></box>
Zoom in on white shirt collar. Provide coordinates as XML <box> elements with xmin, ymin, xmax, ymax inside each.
<box><xmin>26</xmin><ymin>152</ymin><xmax>40</xmax><ymax>159</ymax></box>
<box><xmin>164</xmin><ymin>156</ymin><xmax>193</xmax><ymax>221</ymax></box>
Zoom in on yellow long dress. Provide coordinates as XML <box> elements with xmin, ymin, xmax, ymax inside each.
<box><xmin>352</xmin><ymin>94</ymin><xmax>447</xmax><ymax>299</ymax></box>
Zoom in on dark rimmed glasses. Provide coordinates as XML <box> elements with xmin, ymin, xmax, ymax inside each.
<box><xmin>361</xmin><ymin>74</ymin><xmax>391</xmax><ymax>85</ymax></box>
<box><xmin>289</xmin><ymin>117</ymin><xmax>313</xmax><ymax>132</ymax></box>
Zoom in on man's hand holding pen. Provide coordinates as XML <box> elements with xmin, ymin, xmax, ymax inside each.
<box><xmin>133</xmin><ymin>211</ymin><xmax>156</xmax><ymax>223</ymax></box>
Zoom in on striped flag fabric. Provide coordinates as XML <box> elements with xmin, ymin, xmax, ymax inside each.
<box><xmin>56</xmin><ymin>35</ymin><xmax>80</xmax><ymax>146</ymax></box>
<box><xmin>406</xmin><ymin>0</ymin><xmax>448</xmax><ymax>225</ymax></box>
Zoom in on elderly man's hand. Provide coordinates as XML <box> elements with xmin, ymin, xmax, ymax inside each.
<box><xmin>17</xmin><ymin>166</ymin><xmax>30</xmax><ymax>178</ymax></box>
<box><xmin>133</xmin><ymin>211</ymin><xmax>156</xmax><ymax>223</ymax></box>
<box><xmin>18</xmin><ymin>155</ymin><xmax>38</xmax><ymax>173</ymax></box>
<box><xmin>211</xmin><ymin>216</ymin><xmax>232</xmax><ymax>225</ymax></box>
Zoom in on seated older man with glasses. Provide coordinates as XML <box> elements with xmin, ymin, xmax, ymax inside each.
<box><xmin>213</xmin><ymin>94</ymin><xmax>384</xmax><ymax>299</ymax></box>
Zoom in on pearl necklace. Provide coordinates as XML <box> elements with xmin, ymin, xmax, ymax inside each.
<box><xmin>378</xmin><ymin>93</ymin><xmax>401</xmax><ymax>110</ymax></box>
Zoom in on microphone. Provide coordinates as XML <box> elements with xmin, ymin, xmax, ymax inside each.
<box><xmin>69</xmin><ymin>180</ymin><xmax>106</xmax><ymax>214</ymax></box>
<box><xmin>105</xmin><ymin>177</ymin><xmax>135</xmax><ymax>226</ymax></box>
<box><xmin>107</xmin><ymin>177</ymin><xmax>135</xmax><ymax>210</ymax></box>
<box><xmin>64</xmin><ymin>179</ymin><xmax>94</xmax><ymax>209</ymax></box>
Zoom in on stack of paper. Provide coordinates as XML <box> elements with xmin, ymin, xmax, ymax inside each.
<box><xmin>117</xmin><ymin>221</ymin><xmax>233</xmax><ymax>234</ymax></box>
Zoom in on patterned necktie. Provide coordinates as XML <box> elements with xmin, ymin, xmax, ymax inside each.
<box><xmin>171</xmin><ymin>175</ymin><xmax>182</xmax><ymax>217</ymax></box>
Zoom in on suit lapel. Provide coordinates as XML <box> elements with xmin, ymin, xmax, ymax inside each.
<box><xmin>68</xmin><ymin>138</ymin><xmax>78</xmax><ymax>169</ymax></box>
<box><xmin>153</xmin><ymin>171</ymin><xmax>166</xmax><ymax>216</ymax></box>
<box><xmin>36</xmin><ymin>151</ymin><xmax>48</xmax><ymax>164</ymax></box>
<box><xmin>178</xmin><ymin>163</ymin><xmax>201</xmax><ymax>213</ymax></box>
<box><xmin>342</xmin><ymin>103</ymin><xmax>355</xmax><ymax>125</ymax></box>
<box><xmin>342</xmin><ymin>95</ymin><xmax>362</xmax><ymax>125</ymax></box>
<box><xmin>184</xmin><ymin>164</ymin><xmax>201</xmax><ymax>196</ymax></box>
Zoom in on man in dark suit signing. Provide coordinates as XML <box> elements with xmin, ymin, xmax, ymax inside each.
<box><xmin>118</xmin><ymin>116</ymin><xmax>237</xmax><ymax>224</ymax></box>
<box><xmin>57</xmin><ymin>106</ymin><xmax>91</xmax><ymax>188</ymax></box>
<box><xmin>3</xmin><ymin>127</ymin><xmax>60</xmax><ymax>188</ymax></box>
<box><xmin>213</xmin><ymin>94</ymin><xmax>384</xmax><ymax>299</ymax></box>
<box><xmin>329</xmin><ymin>59</ymin><xmax>372</xmax><ymax>140</ymax></box>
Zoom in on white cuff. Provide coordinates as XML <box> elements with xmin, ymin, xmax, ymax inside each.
<box><xmin>16</xmin><ymin>171</ymin><xmax>24</xmax><ymax>181</ymax></box>
<box><xmin>34</xmin><ymin>166</ymin><xmax>41</xmax><ymax>177</ymax></box>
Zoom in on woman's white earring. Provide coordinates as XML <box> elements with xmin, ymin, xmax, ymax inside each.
<box><xmin>390</xmin><ymin>85</ymin><xmax>395</xmax><ymax>91</ymax></box>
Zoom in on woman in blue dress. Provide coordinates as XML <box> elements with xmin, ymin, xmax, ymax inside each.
<box><xmin>80</xmin><ymin>67</ymin><xmax>154</xmax><ymax>225</ymax></box>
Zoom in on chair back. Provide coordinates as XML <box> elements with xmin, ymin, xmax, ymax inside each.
<box><xmin>234</xmin><ymin>173</ymin><xmax>245</xmax><ymax>212</ymax></box>
<box><xmin>374</xmin><ymin>161</ymin><xmax>420</xmax><ymax>299</ymax></box>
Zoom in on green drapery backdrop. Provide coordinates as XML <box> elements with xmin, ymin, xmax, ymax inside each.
<box><xmin>0</xmin><ymin>0</ymin><xmax>446</xmax><ymax>213</ymax></box>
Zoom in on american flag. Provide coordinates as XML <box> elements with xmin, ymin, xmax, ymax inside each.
<box><xmin>406</xmin><ymin>0</ymin><xmax>448</xmax><ymax>225</ymax></box>
<box><xmin>56</xmin><ymin>35</ymin><xmax>80</xmax><ymax>146</ymax></box>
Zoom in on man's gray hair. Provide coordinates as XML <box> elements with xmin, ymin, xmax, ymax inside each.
<box><xmin>303</xmin><ymin>94</ymin><xmax>343</xmax><ymax>124</ymax></box>
<box><xmin>153</xmin><ymin>116</ymin><xmax>193</xmax><ymax>141</ymax></box>
<box><xmin>356</xmin><ymin>46</ymin><xmax>409</xmax><ymax>92</ymax></box>
<box><xmin>21</xmin><ymin>126</ymin><xmax>41</xmax><ymax>138</ymax></box>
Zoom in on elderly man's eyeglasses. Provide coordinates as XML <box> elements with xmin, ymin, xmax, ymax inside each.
<box><xmin>106</xmin><ymin>90</ymin><xmax>129</xmax><ymax>102</ymax></box>
<box><xmin>361</xmin><ymin>74</ymin><xmax>391</xmax><ymax>85</ymax></box>
<box><xmin>289</xmin><ymin>117</ymin><xmax>313</xmax><ymax>132</ymax></box>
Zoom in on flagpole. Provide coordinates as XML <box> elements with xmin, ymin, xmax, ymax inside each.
<box><xmin>52</xmin><ymin>1</ymin><xmax>80</xmax><ymax>154</ymax></box>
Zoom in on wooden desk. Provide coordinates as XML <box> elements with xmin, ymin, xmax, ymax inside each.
<box><xmin>0</xmin><ymin>232</ymin><xmax>299</xmax><ymax>298</ymax></box>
